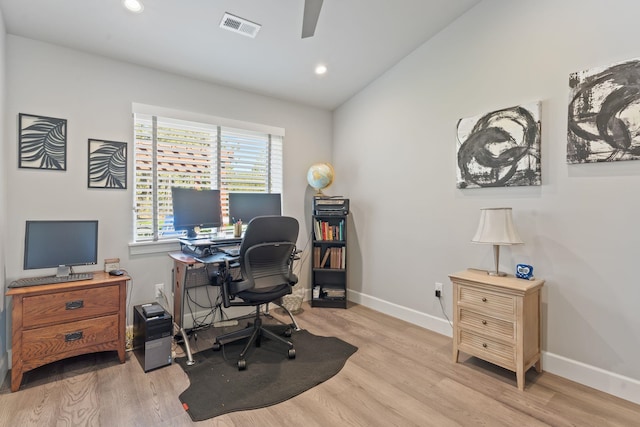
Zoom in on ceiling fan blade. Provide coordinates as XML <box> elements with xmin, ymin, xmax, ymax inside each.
<box><xmin>302</xmin><ymin>0</ymin><xmax>323</xmax><ymax>38</ymax></box>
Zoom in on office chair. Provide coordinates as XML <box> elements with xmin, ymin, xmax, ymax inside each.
<box><xmin>212</xmin><ymin>215</ymin><xmax>299</xmax><ymax>370</ymax></box>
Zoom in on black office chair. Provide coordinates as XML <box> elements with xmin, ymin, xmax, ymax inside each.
<box><xmin>212</xmin><ymin>215</ymin><xmax>299</xmax><ymax>370</ymax></box>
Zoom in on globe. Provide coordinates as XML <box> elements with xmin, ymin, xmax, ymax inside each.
<box><xmin>307</xmin><ymin>162</ymin><xmax>334</xmax><ymax>195</ymax></box>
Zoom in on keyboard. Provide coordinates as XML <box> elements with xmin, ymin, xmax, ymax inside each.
<box><xmin>224</xmin><ymin>248</ymin><xmax>240</xmax><ymax>257</ymax></box>
<box><xmin>10</xmin><ymin>272</ymin><xmax>94</xmax><ymax>288</ymax></box>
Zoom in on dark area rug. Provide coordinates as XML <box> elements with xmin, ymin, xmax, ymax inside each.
<box><xmin>175</xmin><ymin>329</ymin><xmax>358</xmax><ymax>421</ymax></box>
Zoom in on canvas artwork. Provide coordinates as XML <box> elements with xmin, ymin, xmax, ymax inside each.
<box><xmin>568</xmin><ymin>58</ymin><xmax>640</xmax><ymax>163</ymax></box>
<box><xmin>18</xmin><ymin>113</ymin><xmax>67</xmax><ymax>170</ymax></box>
<box><xmin>456</xmin><ymin>102</ymin><xmax>541</xmax><ymax>189</ymax></box>
<box><xmin>88</xmin><ymin>139</ymin><xmax>127</xmax><ymax>189</ymax></box>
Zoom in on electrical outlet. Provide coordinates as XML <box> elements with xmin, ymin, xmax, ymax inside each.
<box><xmin>435</xmin><ymin>282</ymin><xmax>443</xmax><ymax>298</ymax></box>
<box><xmin>155</xmin><ymin>283</ymin><xmax>164</xmax><ymax>298</ymax></box>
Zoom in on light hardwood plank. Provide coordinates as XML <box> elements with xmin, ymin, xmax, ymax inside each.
<box><xmin>1</xmin><ymin>302</ymin><xmax>639</xmax><ymax>426</ymax></box>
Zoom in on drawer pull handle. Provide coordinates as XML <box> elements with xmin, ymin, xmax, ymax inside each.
<box><xmin>482</xmin><ymin>320</ymin><xmax>487</xmax><ymax>325</ymax></box>
<box><xmin>482</xmin><ymin>343</ymin><xmax>488</xmax><ymax>348</ymax></box>
<box><xmin>65</xmin><ymin>331</ymin><xmax>84</xmax><ymax>342</ymax></box>
<box><xmin>66</xmin><ymin>300</ymin><xmax>84</xmax><ymax>310</ymax></box>
<box><xmin>481</xmin><ymin>297</ymin><xmax>487</xmax><ymax>302</ymax></box>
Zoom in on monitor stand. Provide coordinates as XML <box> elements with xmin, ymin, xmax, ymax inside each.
<box><xmin>56</xmin><ymin>265</ymin><xmax>71</xmax><ymax>277</ymax></box>
<box><xmin>186</xmin><ymin>227</ymin><xmax>199</xmax><ymax>239</ymax></box>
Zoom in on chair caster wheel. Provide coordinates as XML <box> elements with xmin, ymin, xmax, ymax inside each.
<box><xmin>238</xmin><ymin>359</ymin><xmax>247</xmax><ymax>370</ymax></box>
<box><xmin>212</xmin><ymin>342</ymin><xmax>221</xmax><ymax>351</ymax></box>
<box><xmin>284</xmin><ymin>328</ymin><xmax>292</xmax><ymax>337</ymax></box>
<box><xmin>288</xmin><ymin>348</ymin><xmax>296</xmax><ymax>359</ymax></box>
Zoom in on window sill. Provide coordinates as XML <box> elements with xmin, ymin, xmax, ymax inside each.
<box><xmin>128</xmin><ymin>239</ymin><xmax>181</xmax><ymax>256</ymax></box>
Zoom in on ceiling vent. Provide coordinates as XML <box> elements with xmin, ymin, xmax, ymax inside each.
<box><xmin>220</xmin><ymin>13</ymin><xmax>261</xmax><ymax>38</ymax></box>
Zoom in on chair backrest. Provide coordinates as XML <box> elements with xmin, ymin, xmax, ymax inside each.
<box><xmin>229</xmin><ymin>215</ymin><xmax>299</xmax><ymax>297</ymax></box>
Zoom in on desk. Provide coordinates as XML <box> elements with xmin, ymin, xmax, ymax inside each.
<box><xmin>7</xmin><ymin>271</ymin><xmax>128</xmax><ymax>391</ymax></box>
<box><xmin>179</xmin><ymin>235</ymin><xmax>242</xmax><ymax>257</ymax></box>
<box><xmin>169</xmin><ymin>251</ymin><xmax>236</xmax><ymax>329</ymax></box>
<box><xmin>169</xmin><ymin>250</ymin><xmax>238</xmax><ymax>365</ymax></box>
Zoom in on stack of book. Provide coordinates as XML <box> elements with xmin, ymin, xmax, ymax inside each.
<box><xmin>313</xmin><ymin>219</ymin><xmax>345</xmax><ymax>241</ymax></box>
<box><xmin>313</xmin><ymin>247</ymin><xmax>346</xmax><ymax>269</ymax></box>
<box><xmin>323</xmin><ymin>288</ymin><xmax>346</xmax><ymax>299</ymax></box>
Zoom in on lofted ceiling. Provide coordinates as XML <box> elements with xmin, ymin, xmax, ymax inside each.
<box><xmin>0</xmin><ymin>0</ymin><xmax>480</xmax><ymax>110</ymax></box>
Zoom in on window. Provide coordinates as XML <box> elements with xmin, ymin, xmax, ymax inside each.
<box><xmin>133</xmin><ymin>107</ymin><xmax>283</xmax><ymax>242</ymax></box>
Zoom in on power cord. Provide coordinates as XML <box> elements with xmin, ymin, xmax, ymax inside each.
<box><xmin>437</xmin><ymin>293</ymin><xmax>453</xmax><ymax>329</ymax></box>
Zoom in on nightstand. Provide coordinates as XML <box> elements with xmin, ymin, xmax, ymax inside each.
<box><xmin>449</xmin><ymin>269</ymin><xmax>544</xmax><ymax>390</ymax></box>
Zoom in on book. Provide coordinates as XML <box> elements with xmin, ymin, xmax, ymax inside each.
<box><xmin>320</xmin><ymin>247</ymin><xmax>331</xmax><ymax>267</ymax></box>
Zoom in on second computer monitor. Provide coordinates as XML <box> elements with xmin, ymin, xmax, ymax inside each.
<box><xmin>228</xmin><ymin>193</ymin><xmax>282</xmax><ymax>224</ymax></box>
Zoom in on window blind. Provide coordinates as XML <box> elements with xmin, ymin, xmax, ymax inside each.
<box><xmin>133</xmin><ymin>113</ymin><xmax>283</xmax><ymax>242</ymax></box>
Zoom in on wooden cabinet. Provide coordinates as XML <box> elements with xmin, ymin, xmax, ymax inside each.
<box><xmin>7</xmin><ymin>271</ymin><xmax>128</xmax><ymax>392</ymax></box>
<box><xmin>311</xmin><ymin>214</ymin><xmax>348</xmax><ymax>308</ymax></box>
<box><xmin>450</xmin><ymin>269</ymin><xmax>544</xmax><ymax>390</ymax></box>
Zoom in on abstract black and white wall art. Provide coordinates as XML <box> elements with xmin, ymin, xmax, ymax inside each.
<box><xmin>88</xmin><ymin>139</ymin><xmax>127</xmax><ymax>189</ymax></box>
<box><xmin>568</xmin><ymin>58</ymin><xmax>640</xmax><ymax>163</ymax></box>
<box><xmin>18</xmin><ymin>113</ymin><xmax>67</xmax><ymax>170</ymax></box>
<box><xmin>456</xmin><ymin>103</ymin><xmax>541</xmax><ymax>189</ymax></box>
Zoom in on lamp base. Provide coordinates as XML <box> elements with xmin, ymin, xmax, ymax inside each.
<box><xmin>488</xmin><ymin>270</ymin><xmax>507</xmax><ymax>277</ymax></box>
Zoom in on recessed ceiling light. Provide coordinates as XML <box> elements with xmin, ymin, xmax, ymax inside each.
<box><xmin>315</xmin><ymin>64</ymin><xmax>327</xmax><ymax>75</ymax></box>
<box><xmin>123</xmin><ymin>0</ymin><xmax>144</xmax><ymax>13</ymax></box>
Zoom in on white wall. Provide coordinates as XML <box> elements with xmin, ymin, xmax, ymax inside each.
<box><xmin>3</xmin><ymin>36</ymin><xmax>331</xmax><ymax>331</ymax></box>
<box><xmin>0</xmin><ymin>6</ymin><xmax>8</xmax><ymax>387</ymax></box>
<box><xmin>333</xmin><ymin>0</ymin><xmax>640</xmax><ymax>403</ymax></box>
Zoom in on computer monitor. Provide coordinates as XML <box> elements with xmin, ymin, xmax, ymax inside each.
<box><xmin>24</xmin><ymin>220</ymin><xmax>99</xmax><ymax>276</ymax></box>
<box><xmin>171</xmin><ymin>187</ymin><xmax>222</xmax><ymax>238</ymax></box>
<box><xmin>228</xmin><ymin>193</ymin><xmax>282</xmax><ymax>224</ymax></box>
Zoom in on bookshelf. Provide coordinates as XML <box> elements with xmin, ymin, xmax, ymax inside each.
<box><xmin>311</xmin><ymin>213</ymin><xmax>348</xmax><ymax>308</ymax></box>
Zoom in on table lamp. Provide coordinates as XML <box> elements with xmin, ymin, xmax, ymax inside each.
<box><xmin>472</xmin><ymin>207</ymin><xmax>523</xmax><ymax>276</ymax></box>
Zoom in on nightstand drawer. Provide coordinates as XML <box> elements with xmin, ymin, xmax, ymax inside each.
<box><xmin>22</xmin><ymin>285</ymin><xmax>120</xmax><ymax>328</ymax></box>
<box><xmin>459</xmin><ymin>286</ymin><xmax>515</xmax><ymax>317</ymax></box>
<box><xmin>21</xmin><ymin>314</ymin><xmax>120</xmax><ymax>361</ymax></box>
<box><xmin>459</xmin><ymin>330</ymin><xmax>515</xmax><ymax>369</ymax></box>
<box><xmin>459</xmin><ymin>308</ymin><xmax>515</xmax><ymax>341</ymax></box>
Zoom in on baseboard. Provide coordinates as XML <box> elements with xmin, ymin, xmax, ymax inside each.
<box><xmin>180</xmin><ymin>307</ymin><xmax>254</xmax><ymax>330</ymax></box>
<box><xmin>542</xmin><ymin>351</ymin><xmax>640</xmax><ymax>405</ymax></box>
<box><xmin>348</xmin><ymin>289</ymin><xmax>640</xmax><ymax>406</ymax></box>
<box><xmin>0</xmin><ymin>351</ymin><xmax>7</xmax><ymax>387</ymax></box>
<box><xmin>348</xmin><ymin>289</ymin><xmax>453</xmax><ymax>338</ymax></box>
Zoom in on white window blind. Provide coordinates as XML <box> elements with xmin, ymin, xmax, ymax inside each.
<box><xmin>133</xmin><ymin>113</ymin><xmax>283</xmax><ymax>242</ymax></box>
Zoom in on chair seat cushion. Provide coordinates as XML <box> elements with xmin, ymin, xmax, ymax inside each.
<box><xmin>237</xmin><ymin>284</ymin><xmax>292</xmax><ymax>304</ymax></box>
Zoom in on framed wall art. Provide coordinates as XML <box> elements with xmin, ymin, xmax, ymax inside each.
<box><xmin>88</xmin><ymin>139</ymin><xmax>127</xmax><ymax>189</ymax></box>
<box><xmin>456</xmin><ymin>102</ymin><xmax>541</xmax><ymax>189</ymax></box>
<box><xmin>568</xmin><ymin>58</ymin><xmax>640</xmax><ymax>163</ymax></box>
<box><xmin>18</xmin><ymin>113</ymin><xmax>68</xmax><ymax>170</ymax></box>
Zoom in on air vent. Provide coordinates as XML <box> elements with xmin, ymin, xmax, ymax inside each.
<box><xmin>220</xmin><ymin>13</ymin><xmax>261</xmax><ymax>38</ymax></box>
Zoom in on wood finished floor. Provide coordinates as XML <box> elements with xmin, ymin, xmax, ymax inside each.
<box><xmin>1</xmin><ymin>302</ymin><xmax>639</xmax><ymax>426</ymax></box>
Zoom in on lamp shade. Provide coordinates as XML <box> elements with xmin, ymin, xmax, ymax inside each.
<box><xmin>472</xmin><ymin>207</ymin><xmax>523</xmax><ymax>245</ymax></box>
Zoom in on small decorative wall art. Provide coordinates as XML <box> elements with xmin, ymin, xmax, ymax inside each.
<box><xmin>568</xmin><ymin>58</ymin><xmax>640</xmax><ymax>163</ymax></box>
<box><xmin>88</xmin><ymin>139</ymin><xmax>127</xmax><ymax>189</ymax></box>
<box><xmin>18</xmin><ymin>113</ymin><xmax>67</xmax><ymax>170</ymax></box>
<box><xmin>456</xmin><ymin>102</ymin><xmax>541</xmax><ymax>189</ymax></box>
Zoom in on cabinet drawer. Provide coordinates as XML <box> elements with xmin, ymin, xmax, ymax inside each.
<box><xmin>23</xmin><ymin>285</ymin><xmax>120</xmax><ymax>328</ymax></box>
<box><xmin>459</xmin><ymin>330</ymin><xmax>515</xmax><ymax>369</ymax></box>
<box><xmin>458</xmin><ymin>286</ymin><xmax>515</xmax><ymax>317</ymax></box>
<box><xmin>459</xmin><ymin>309</ymin><xmax>515</xmax><ymax>341</ymax></box>
<box><xmin>21</xmin><ymin>314</ymin><xmax>119</xmax><ymax>361</ymax></box>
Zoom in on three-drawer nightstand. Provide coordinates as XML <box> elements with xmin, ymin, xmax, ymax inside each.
<box><xmin>449</xmin><ymin>269</ymin><xmax>544</xmax><ymax>390</ymax></box>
